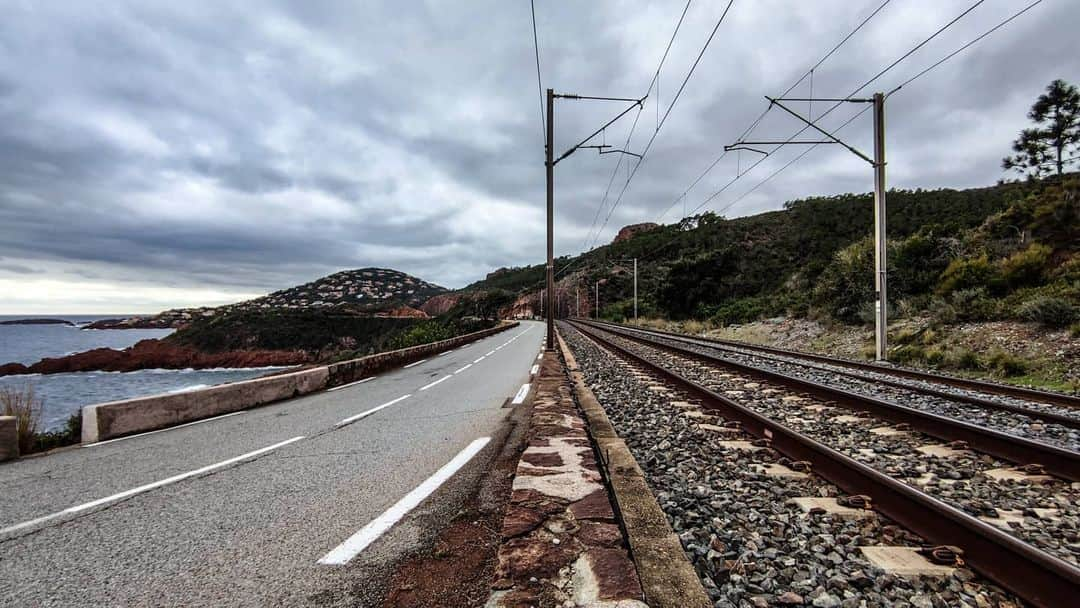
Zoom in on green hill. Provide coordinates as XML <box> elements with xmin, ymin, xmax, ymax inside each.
<box><xmin>466</xmin><ymin>175</ymin><xmax>1078</xmax><ymax>329</ymax></box>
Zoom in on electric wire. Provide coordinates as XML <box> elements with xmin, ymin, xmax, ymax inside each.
<box><xmin>530</xmin><ymin>0</ymin><xmax>545</xmax><ymax>142</ymax></box>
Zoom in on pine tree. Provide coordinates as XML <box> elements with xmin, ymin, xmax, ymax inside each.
<box><xmin>1003</xmin><ymin>79</ymin><xmax>1080</xmax><ymax>178</ymax></box>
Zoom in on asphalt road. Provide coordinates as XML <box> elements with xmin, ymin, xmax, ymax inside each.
<box><xmin>0</xmin><ymin>321</ymin><xmax>544</xmax><ymax>607</ymax></box>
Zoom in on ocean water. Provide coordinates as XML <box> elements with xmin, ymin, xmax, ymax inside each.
<box><xmin>0</xmin><ymin>315</ymin><xmax>286</xmax><ymax>431</ymax></box>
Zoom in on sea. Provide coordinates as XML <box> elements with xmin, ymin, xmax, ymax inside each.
<box><xmin>0</xmin><ymin>315</ymin><xmax>286</xmax><ymax>431</ymax></box>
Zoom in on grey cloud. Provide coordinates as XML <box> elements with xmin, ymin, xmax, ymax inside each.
<box><xmin>0</xmin><ymin>0</ymin><xmax>1076</xmax><ymax>311</ymax></box>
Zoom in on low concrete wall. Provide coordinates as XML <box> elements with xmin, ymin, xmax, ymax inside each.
<box><xmin>82</xmin><ymin>321</ymin><xmax>519</xmax><ymax>444</ymax></box>
<box><xmin>0</xmin><ymin>416</ymin><xmax>18</xmax><ymax>462</ymax></box>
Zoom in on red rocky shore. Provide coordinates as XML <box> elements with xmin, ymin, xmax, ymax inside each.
<box><xmin>0</xmin><ymin>339</ymin><xmax>312</xmax><ymax>376</ymax></box>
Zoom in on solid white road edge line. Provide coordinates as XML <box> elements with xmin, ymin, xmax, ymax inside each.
<box><xmin>84</xmin><ymin>411</ymin><xmax>246</xmax><ymax>447</ymax></box>
<box><xmin>419</xmin><ymin>375</ymin><xmax>452</xmax><ymax>391</ymax></box>
<box><xmin>318</xmin><ymin>437</ymin><xmax>491</xmax><ymax>565</ymax></box>
<box><xmin>327</xmin><ymin>377</ymin><xmax>376</xmax><ymax>392</ymax></box>
<box><xmin>403</xmin><ymin>359</ymin><xmax>427</xmax><ymax>369</ymax></box>
<box><xmin>454</xmin><ymin>364</ymin><xmax>472</xmax><ymax>374</ymax></box>
<box><xmin>2</xmin><ymin>436</ymin><xmax>305</xmax><ymax>536</ymax></box>
<box><xmin>512</xmin><ymin>383</ymin><xmax>531</xmax><ymax>405</ymax></box>
<box><xmin>335</xmin><ymin>394</ymin><xmax>411</xmax><ymax>427</ymax></box>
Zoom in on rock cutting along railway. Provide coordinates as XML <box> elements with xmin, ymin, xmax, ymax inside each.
<box><xmin>560</xmin><ymin>319</ymin><xmax>1080</xmax><ymax>608</ymax></box>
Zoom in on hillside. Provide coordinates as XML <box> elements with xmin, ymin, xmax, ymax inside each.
<box><xmin>463</xmin><ymin>175</ymin><xmax>1078</xmax><ymax>330</ymax></box>
<box><xmin>229</xmin><ymin>267</ymin><xmax>446</xmax><ymax>312</ymax></box>
<box><xmin>88</xmin><ymin>267</ymin><xmax>448</xmax><ymax>329</ymax></box>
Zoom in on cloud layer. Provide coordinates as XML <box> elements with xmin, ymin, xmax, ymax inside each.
<box><xmin>0</xmin><ymin>1</ymin><xmax>1075</xmax><ymax>312</ymax></box>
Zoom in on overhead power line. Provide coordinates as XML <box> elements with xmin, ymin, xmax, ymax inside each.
<box><xmin>656</xmin><ymin>0</ymin><xmax>895</xmax><ymax>223</ymax></box>
<box><xmin>589</xmin><ymin>0</ymin><xmax>736</xmax><ymax>250</ymax></box>
<box><xmin>580</xmin><ymin>0</ymin><xmax>694</xmax><ymax>254</ymax></box>
<box><xmin>530</xmin><ymin>0</ymin><xmax>545</xmax><ymax>142</ymax></box>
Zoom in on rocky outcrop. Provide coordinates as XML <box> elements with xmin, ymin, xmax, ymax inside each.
<box><xmin>0</xmin><ymin>339</ymin><xmax>311</xmax><ymax>377</ymax></box>
<box><xmin>380</xmin><ymin>306</ymin><xmax>429</xmax><ymax>319</ymax></box>
<box><xmin>419</xmin><ymin>293</ymin><xmax>461</xmax><ymax>316</ymax></box>
<box><xmin>0</xmin><ymin>318</ymin><xmax>74</xmax><ymax>326</ymax></box>
<box><xmin>613</xmin><ymin>222</ymin><xmax>659</xmax><ymax>243</ymax></box>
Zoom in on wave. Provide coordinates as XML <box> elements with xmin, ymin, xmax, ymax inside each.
<box><xmin>166</xmin><ymin>384</ymin><xmax>210</xmax><ymax>394</ymax></box>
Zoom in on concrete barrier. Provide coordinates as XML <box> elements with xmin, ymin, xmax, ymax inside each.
<box><xmin>82</xmin><ymin>321</ymin><xmax>519</xmax><ymax>444</ymax></box>
<box><xmin>0</xmin><ymin>416</ymin><xmax>18</xmax><ymax>461</ymax></box>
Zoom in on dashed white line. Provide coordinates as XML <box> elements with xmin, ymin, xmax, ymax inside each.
<box><xmin>403</xmin><ymin>359</ymin><xmax>427</xmax><ymax>369</ymax></box>
<box><xmin>512</xmin><ymin>383</ymin><xmax>531</xmax><ymax>405</ymax></box>
<box><xmin>327</xmin><ymin>377</ymin><xmax>376</xmax><ymax>392</ymax></box>
<box><xmin>454</xmin><ymin>364</ymin><xmax>472</xmax><ymax>374</ymax></box>
<box><xmin>83</xmin><ymin>411</ymin><xmax>246</xmax><ymax>447</ymax></box>
<box><xmin>474</xmin><ymin>356</ymin><xmax>485</xmax><ymax>364</ymax></box>
<box><xmin>318</xmin><ymin>437</ymin><xmax>492</xmax><ymax>565</ymax></box>
<box><xmin>536</xmin><ymin>353</ymin><xmax>543</xmax><ymax>361</ymax></box>
<box><xmin>335</xmin><ymin>395</ymin><xmax>411</xmax><ymax>427</ymax></box>
<box><xmin>3</xmin><ymin>436</ymin><xmax>305</xmax><ymax>536</ymax></box>
<box><xmin>485</xmin><ymin>350</ymin><xmax>496</xmax><ymax>357</ymax></box>
<box><xmin>419</xmin><ymin>375</ymin><xmax>452</xmax><ymax>391</ymax></box>
<box><xmin>530</xmin><ymin>364</ymin><xmax>539</xmax><ymax>376</ymax></box>
<box><xmin>438</xmin><ymin>350</ymin><xmax>453</xmax><ymax>357</ymax></box>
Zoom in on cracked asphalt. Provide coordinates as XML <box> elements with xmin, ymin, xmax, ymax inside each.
<box><xmin>0</xmin><ymin>321</ymin><xmax>544</xmax><ymax>607</ymax></box>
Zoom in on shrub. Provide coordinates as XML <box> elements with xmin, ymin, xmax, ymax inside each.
<box><xmin>937</xmin><ymin>255</ymin><xmax>996</xmax><ymax>295</ymax></box>
<box><xmin>998</xmin><ymin>243</ymin><xmax>1052</xmax><ymax>288</ymax></box>
<box><xmin>949</xmin><ymin>287</ymin><xmax>999</xmax><ymax>322</ymax></box>
<box><xmin>945</xmin><ymin>348</ymin><xmax>980</xmax><ymax>370</ymax></box>
<box><xmin>890</xmin><ymin>345</ymin><xmax>926</xmax><ymax>364</ymax></box>
<box><xmin>924</xmin><ymin>347</ymin><xmax>946</xmax><ymax>366</ymax></box>
<box><xmin>1017</xmin><ymin>296</ymin><xmax>1077</xmax><ymax>327</ymax></box>
<box><xmin>928</xmin><ymin>297</ymin><xmax>957</xmax><ymax>324</ymax></box>
<box><xmin>1071</xmin><ymin>322</ymin><xmax>1080</xmax><ymax>338</ymax></box>
<box><xmin>33</xmin><ymin>413</ymin><xmax>81</xmax><ymax>452</ymax></box>
<box><xmin>985</xmin><ymin>348</ymin><xmax>1029</xmax><ymax>377</ymax></box>
<box><xmin>1</xmin><ymin>384</ymin><xmax>42</xmax><ymax>454</ymax></box>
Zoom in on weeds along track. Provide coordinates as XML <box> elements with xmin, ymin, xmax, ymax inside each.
<box><xmin>563</xmin><ymin>320</ymin><xmax>1080</xmax><ymax>608</ymax></box>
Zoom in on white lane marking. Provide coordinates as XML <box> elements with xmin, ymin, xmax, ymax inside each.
<box><xmin>512</xmin><ymin>383</ymin><xmax>531</xmax><ymax>405</ymax></box>
<box><xmin>438</xmin><ymin>350</ymin><xmax>453</xmax><ymax>357</ymax></box>
<box><xmin>454</xmin><ymin>364</ymin><xmax>472</xmax><ymax>374</ymax></box>
<box><xmin>530</xmin><ymin>364</ymin><xmax>539</xmax><ymax>376</ymax></box>
<box><xmin>318</xmin><ymin>437</ymin><xmax>491</xmax><ymax>565</ymax></box>
<box><xmin>419</xmin><ymin>375</ymin><xmax>452</xmax><ymax>391</ymax></box>
<box><xmin>327</xmin><ymin>377</ymin><xmax>376</xmax><ymax>392</ymax></box>
<box><xmin>335</xmin><ymin>395</ymin><xmax>411</xmax><ymax>427</ymax></box>
<box><xmin>485</xmin><ymin>350</ymin><xmax>496</xmax><ymax>357</ymax></box>
<box><xmin>403</xmin><ymin>359</ymin><xmax>427</xmax><ymax>369</ymax></box>
<box><xmin>3</xmin><ymin>436</ymin><xmax>305</xmax><ymax>536</ymax></box>
<box><xmin>473</xmin><ymin>356</ymin><xmax>485</xmax><ymax>364</ymax></box>
<box><xmin>84</xmin><ymin>411</ymin><xmax>246</xmax><ymax>448</ymax></box>
<box><xmin>536</xmin><ymin>353</ymin><xmax>543</xmax><ymax>360</ymax></box>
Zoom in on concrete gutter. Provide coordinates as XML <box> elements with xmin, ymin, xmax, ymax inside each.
<box><xmin>556</xmin><ymin>328</ymin><xmax>712</xmax><ymax>608</ymax></box>
<box><xmin>0</xmin><ymin>416</ymin><xmax>17</xmax><ymax>462</ymax></box>
<box><xmin>82</xmin><ymin>321</ymin><xmax>519</xmax><ymax>444</ymax></box>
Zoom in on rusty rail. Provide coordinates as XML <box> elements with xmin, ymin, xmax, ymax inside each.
<box><xmin>587</xmin><ymin>320</ymin><xmax>1080</xmax><ymax>431</ymax></box>
<box><xmin>569</xmin><ymin>320</ymin><xmax>1080</xmax><ymax>608</ymax></box>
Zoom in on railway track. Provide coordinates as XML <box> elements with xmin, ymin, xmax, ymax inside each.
<box><xmin>586</xmin><ymin>320</ymin><xmax>1080</xmax><ymax>448</ymax></box>
<box><xmin>590</xmin><ymin>320</ymin><xmax>1080</xmax><ymax>410</ymax></box>
<box><xmin>564</xmin><ymin>320</ymin><xmax>1080</xmax><ymax>608</ymax></box>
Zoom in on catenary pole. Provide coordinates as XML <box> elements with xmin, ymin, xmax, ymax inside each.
<box><xmin>545</xmin><ymin>88</ymin><xmax>555</xmax><ymax>350</ymax></box>
<box><xmin>595</xmin><ymin>281</ymin><xmax>599</xmax><ymax>319</ymax></box>
<box><xmin>873</xmin><ymin>92</ymin><xmax>888</xmax><ymax>361</ymax></box>
<box><xmin>633</xmin><ymin>257</ymin><xmax>638</xmax><ymax>319</ymax></box>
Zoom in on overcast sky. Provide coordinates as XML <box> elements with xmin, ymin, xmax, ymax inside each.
<box><xmin>0</xmin><ymin>0</ymin><xmax>1075</xmax><ymax>313</ymax></box>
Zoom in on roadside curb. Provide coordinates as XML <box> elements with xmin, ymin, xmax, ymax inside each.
<box><xmin>81</xmin><ymin>321</ymin><xmax>520</xmax><ymax>444</ymax></box>
<box><xmin>556</xmin><ymin>328</ymin><xmax>712</xmax><ymax>608</ymax></box>
<box><xmin>486</xmin><ymin>349</ymin><xmax>647</xmax><ymax>607</ymax></box>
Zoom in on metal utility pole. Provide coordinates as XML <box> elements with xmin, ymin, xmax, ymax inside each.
<box><xmin>725</xmin><ymin>92</ymin><xmax>889</xmax><ymax>360</ymax></box>
<box><xmin>595</xmin><ymin>281</ymin><xmax>599</xmax><ymax>319</ymax></box>
<box><xmin>576</xmin><ymin>287</ymin><xmax>580</xmax><ymax>317</ymax></box>
<box><xmin>872</xmin><ymin>92</ymin><xmax>887</xmax><ymax>361</ymax></box>
<box><xmin>633</xmin><ymin>257</ymin><xmax>638</xmax><ymax>320</ymax></box>
<box><xmin>545</xmin><ymin>88</ymin><xmax>555</xmax><ymax>350</ymax></box>
<box><xmin>543</xmin><ymin>89</ymin><xmax>644</xmax><ymax>350</ymax></box>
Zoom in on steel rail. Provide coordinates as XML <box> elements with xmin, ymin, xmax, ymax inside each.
<box><xmin>568</xmin><ymin>320</ymin><xmax>1080</xmax><ymax>608</ymax></box>
<box><xmin>585</xmin><ymin>320</ymin><xmax>1080</xmax><ymax>409</ymax></box>
<box><xmin>576</xmin><ymin>320</ymin><xmax>1080</xmax><ymax>482</ymax></box>
<box><xmin>587</xmin><ymin>320</ymin><xmax>1080</xmax><ymax>430</ymax></box>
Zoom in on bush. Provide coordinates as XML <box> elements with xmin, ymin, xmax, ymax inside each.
<box><xmin>998</xmin><ymin>243</ymin><xmax>1052</xmax><ymax>288</ymax></box>
<box><xmin>890</xmin><ymin>345</ymin><xmax>926</xmax><ymax>364</ymax></box>
<box><xmin>1071</xmin><ymin>322</ymin><xmax>1080</xmax><ymax>338</ymax></box>
<box><xmin>33</xmin><ymin>413</ymin><xmax>82</xmax><ymax>452</ymax></box>
<box><xmin>985</xmin><ymin>348</ymin><xmax>1029</xmax><ymax>377</ymax></box>
<box><xmin>1017</xmin><ymin>296</ymin><xmax>1077</xmax><ymax>327</ymax></box>
<box><xmin>1</xmin><ymin>384</ymin><xmax>42</xmax><ymax>454</ymax></box>
<box><xmin>945</xmin><ymin>348</ymin><xmax>980</xmax><ymax>370</ymax></box>
<box><xmin>949</xmin><ymin>288</ymin><xmax>999</xmax><ymax>322</ymax></box>
<box><xmin>937</xmin><ymin>255</ymin><xmax>996</xmax><ymax>295</ymax></box>
<box><xmin>924</xmin><ymin>347</ymin><xmax>946</xmax><ymax>366</ymax></box>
